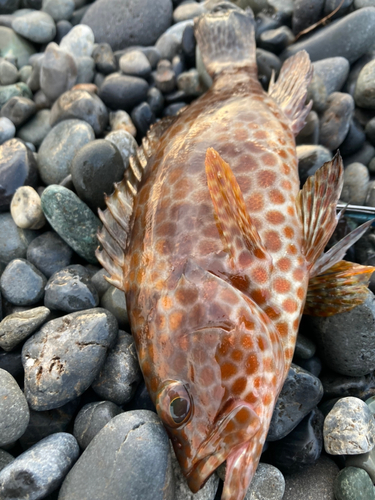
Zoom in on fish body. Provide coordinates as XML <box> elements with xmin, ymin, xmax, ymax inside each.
<box><xmin>97</xmin><ymin>4</ymin><xmax>375</xmax><ymax>500</ymax></box>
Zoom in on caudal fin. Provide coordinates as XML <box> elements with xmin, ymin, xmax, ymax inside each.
<box><xmin>194</xmin><ymin>3</ymin><xmax>256</xmax><ymax>79</ymax></box>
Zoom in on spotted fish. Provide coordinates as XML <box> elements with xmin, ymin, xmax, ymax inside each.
<box><xmin>96</xmin><ymin>4</ymin><xmax>375</xmax><ymax>500</ymax></box>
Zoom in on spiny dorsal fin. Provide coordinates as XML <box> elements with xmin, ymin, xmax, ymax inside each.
<box><xmin>95</xmin><ymin>116</ymin><xmax>178</xmax><ymax>291</ymax></box>
<box><xmin>269</xmin><ymin>50</ymin><xmax>313</xmax><ymax>135</ymax></box>
<box><xmin>297</xmin><ymin>152</ymin><xmax>344</xmax><ymax>269</ymax></box>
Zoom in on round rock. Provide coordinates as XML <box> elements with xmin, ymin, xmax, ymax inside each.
<box><xmin>355</xmin><ymin>59</ymin><xmax>375</xmax><ymax>109</ymax></box>
<box><xmin>11</xmin><ymin>186</ymin><xmax>46</xmax><ymax>230</ymax></box>
<box><xmin>319</xmin><ymin>92</ymin><xmax>354</xmax><ymax>150</ymax></box>
<box><xmin>40</xmin><ymin>42</ymin><xmax>77</xmax><ymax>102</ymax></box>
<box><xmin>0</xmin><ymin>433</ymin><xmax>79</xmax><ymax>500</ymax></box>
<box><xmin>341</xmin><ymin>162</ymin><xmax>369</xmax><ymax>205</ymax></box>
<box><xmin>109</xmin><ymin>109</ymin><xmax>136</xmax><ymax>136</ymax></box>
<box><xmin>0</xmin><ymin>306</ymin><xmax>50</xmax><ymax>351</ymax></box>
<box><xmin>58</xmin><ymin>410</ymin><xmax>174</xmax><ymax>500</ymax></box>
<box><xmin>11</xmin><ymin>10</ymin><xmax>56</xmax><ymax>44</ymax></box>
<box><xmin>0</xmin><ymin>258</ymin><xmax>47</xmax><ymax>306</ymax></box>
<box><xmin>59</xmin><ymin>24</ymin><xmax>94</xmax><ymax>58</ymax></box>
<box><xmin>0</xmin><ymin>27</ymin><xmax>35</xmax><ymax>68</ymax></box>
<box><xmin>17</xmin><ymin>109</ymin><xmax>52</xmax><ymax>148</ymax></box>
<box><xmin>42</xmin><ymin>0</ymin><xmax>75</xmax><ymax>22</ymax></box>
<box><xmin>0</xmin><ymin>60</ymin><xmax>18</xmax><ymax>85</ymax></box>
<box><xmin>1</xmin><ymin>96</ymin><xmax>36</xmax><ymax>128</ymax></box>
<box><xmin>313</xmin><ymin>57</ymin><xmax>350</xmax><ymax>95</ymax></box>
<box><xmin>100</xmin><ymin>285</ymin><xmax>128</xmax><ymax>329</ymax></box>
<box><xmin>119</xmin><ymin>50</ymin><xmax>152</xmax><ymax>78</ymax></box>
<box><xmin>22</xmin><ymin>308</ymin><xmax>118</xmax><ymax>410</ymax></box>
<box><xmin>92</xmin><ymin>43</ymin><xmax>116</xmax><ymax>75</ymax></box>
<box><xmin>0</xmin><ymin>116</ymin><xmax>15</xmax><ymax>145</ymax></box>
<box><xmin>37</xmin><ymin>119</ymin><xmax>94</xmax><ymax>185</ymax></box>
<box><xmin>98</xmin><ymin>73</ymin><xmax>149</xmax><ymax>111</ymax></box>
<box><xmin>0</xmin><ymin>368</ymin><xmax>29</xmax><ymax>447</ymax></box>
<box><xmin>26</xmin><ymin>231</ymin><xmax>72</xmax><ymax>278</ymax></box>
<box><xmin>0</xmin><ymin>450</ymin><xmax>14</xmax><ymax>472</ymax></box>
<box><xmin>334</xmin><ymin>466</ymin><xmax>375</xmax><ymax>500</ymax></box>
<box><xmin>105</xmin><ymin>129</ymin><xmax>137</xmax><ymax>170</ymax></box>
<box><xmin>0</xmin><ymin>212</ymin><xmax>37</xmax><ymax>265</ymax></box>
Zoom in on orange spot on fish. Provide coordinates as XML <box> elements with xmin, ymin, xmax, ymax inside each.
<box><xmin>281</xmin><ymin>180</ymin><xmax>292</xmax><ymax>190</ymax></box>
<box><xmin>254</xmin><ymin>130</ymin><xmax>268</xmax><ymax>141</ymax></box>
<box><xmin>287</xmin><ymin>205</ymin><xmax>295</xmax><ymax>217</ymax></box>
<box><xmin>222</xmin><ymin>361</ymin><xmax>237</xmax><ymax>380</ymax></box>
<box><xmin>245</xmin><ymin>392</ymin><xmax>257</xmax><ymax>405</ymax></box>
<box><xmin>264</xmin><ymin>306</ymin><xmax>280</xmax><ymax>320</ymax></box>
<box><xmin>257</xmin><ymin>337</ymin><xmax>266</xmax><ymax>351</ymax></box>
<box><xmin>269</xmin><ymin>189</ymin><xmax>285</xmax><ymax>204</ymax></box>
<box><xmin>285</xmin><ymin>347</ymin><xmax>294</xmax><ymax>359</ymax></box>
<box><xmin>263</xmin><ymin>393</ymin><xmax>273</xmax><ymax>406</ymax></box>
<box><xmin>288</xmin><ymin>243</ymin><xmax>298</xmax><ymax>255</ymax></box>
<box><xmin>169</xmin><ymin>311</ymin><xmax>185</xmax><ymax>329</ymax></box>
<box><xmin>241</xmin><ymin>335</ymin><xmax>254</xmax><ymax>350</ymax></box>
<box><xmin>161</xmin><ymin>296</ymin><xmax>173</xmax><ymax>310</ymax></box>
<box><xmin>276</xmin><ymin>322</ymin><xmax>288</xmax><ymax>338</ymax></box>
<box><xmin>297</xmin><ymin>286</ymin><xmax>305</xmax><ymax>300</ymax></box>
<box><xmin>262</xmin><ymin>153</ymin><xmax>277</xmax><ymax>167</ymax></box>
<box><xmin>282</xmin><ymin>163</ymin><xmax>291</xmax><ymax>174</ymax></box>
<box><xmin>293</xmin><ymin>267</ymin><xmax>304</xmax><ymax>282</ymax></box>
<box><xmin>284</xmin><ymin>226</ymin><xmax>294</xmax><ymax>239</ymax></box>
<box><xmin>247</xmin><ymin>192</ymin><xmax>264</xmax><ymax>211</ymax></box>
<box><xmin>273</xmin><ymin>277</ymin><xmax>291</xmax><ymax>293</ymax></box>
<box><xmin>245</xmin><ymin>354</ymin><xmax>259</xmax><ymax>375</ymax></box>
<box><xmin>235</xmin><ymin>407</ymin><xmax>252</xmax><ymax>425</ymax></box>
<box><xmin>283</xmin><ymin>298</ymin><xmax>298</xmax><ymax>313</ymax></box>
<box><xmin>258</xmin><ymin>169</ymin><xmax>276</xmax><ymax>187</ymax></box>
<box><xmin>266</xmin><ymin>211</ymin><xmax>285</xmax><ymax>224</ymax></box>
<box><xmin>277</xmin><ymin>257</ymin><xmax>291</xmax><ymax>271</ymax></box>
<box><xmin>265</xmin><ymin>231</ymin><xmax>282</xmax><ymax>252</ymax></box>
<box><xmin>231</xmin><ymin>349</ymin><xmax>244</xmax><ymax>362</ymax></box>
<box><xmin>218</xmin><ymin>336</ymin><xmax>233</xmax><ymax>357</ymax></box>
<box><xmin>252</xmin><ymin>266</ymin><xmax>268</xmax><ymax>284</ymax></box>
<box><xmin>232</xmin><ymin>377</ymin><xmax>247</xmax><ymax>395</ymax></box>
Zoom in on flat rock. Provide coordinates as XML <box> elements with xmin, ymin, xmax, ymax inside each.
<box><xmin>0</xmin><ymin>433</ymin><xmax>79</xmax><ymax>500</ymax></box>
<box><xmin>0</xmin><ymin>60</ymin><xmax>18</xmax><ymax>85</ymax></box>
<box><xmin>0</xmin><ymin>306</ymin><xmax>50</xmax><ymax>351</ymax></box>
<box><xmin>22</xmin><ymin>308</ymin><xmax>118</xmax><ymax>410</ymax></box>
<box><xmin>58</xmin><ymin>410</ymin><xmax>175</xmax><ymax>500</ymax></box>
<box><xmin>26</xmin><ymin>231</ymin><xmax>72</xmax><ymax>278</ymax></box>
<box><xmin>0</xmin><ymin>368</ymin><xmax>29</xmax><ymax>447</ymax></box>
<box><xmin>0</xmin><ymin>212</ymin><xmax>37</xmax><ymax>265</ymax></box>
<box><xmin>11</xmin><ymin>10</ymin><xmax>56</xmax><ymax>43</ymax></box>
<box><xmin>0</xmin><ymin>258</ymin><xmax>47</xmax><ymax>306</ymax></box>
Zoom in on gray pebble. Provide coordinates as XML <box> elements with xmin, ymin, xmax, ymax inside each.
<box><xmin>355</xmin><ymin>59</ymin><xmax>375</xmax><ymax>109</ymax></box>
<box><xmin>366</xmin><ymin>180</ymin><xmax>375</xmax><ymax>207</ymax></box>
<box><xmin>324</xmin><ymin>397</ymin><xmax>375</xmax><ymax>454</ymax></box>
<box><xmin>98</xmin><ymin>72</ymin><xmax>149</xmax><ymax>111</ymax></box>
<box><xmin>0</xmin><ymin>450</ymin><xmax>14</xmax><ymax>472</ymax></box>
<box><xmin>22</xmin><ymin>308</ymin><xmax>118</xmax><ymax>410</ymax></box>
<box><xmin>245</xmin><ymin>463</ymin><xmax>285</xmax><ymax>500</ymax></box>
<box><xmin>319</xmin><ymin>92</ymin><xmax>354</xmax><ymax>150</ymax></box>
<box><xmin>75</xmin><ymin>55</ymin><xmax>94</xmax><ymax>84</ymax></box>
<box><xmin>0</xmin><ymin>212</ymin><xmax>37</xmax><ymax>265</ymax></box>
<box><xmin>147</xmin><ymin>86</ymin><xmax>164</xmax><ymax>115</ymax></box>
<box><xmin>11</xmin><ymin>11</ymin><xmax>56</xmax><ymax>44</ymax></box>
<box><xmin>0</xmin><ymin>116</ymin><xmax>15</xmax><ymax>144</ymax></box>
<box><xmin>341</xmin><ymin>162</ymin><xmax>369</xmax><ymax>205</ymax></box>
<box><xmin>296</xmin><ymin>111</ymin><xmax>319</xmax><ymax>145</ymax></box>
<box><xmin>109</xmin><ymin>109</ymin><xmax>136</xmax><ymax>136</ymax></box>
<box><xmin>256</xmin><ymin>48</ymin><xmax>282</xmax><ymax>83</ymax></box>
<box><xmin>26</xmin><ymin>231</ymin><xmax>72</xmax><ymax>278</ymax></box>
<box><xmin>0</xmin><ymin>82</ymin><xmax>32</xmax><ymax>109</ymax></box>
<box><xmin>59</xmin><ymin>24</ymin><xmax>94</xmax><ymax>58</ymax></box>
<box><xmin>100</xmin><ymin>285</ymin><xmax>128</xmax><ymax>329</ymax></box>
<box><xmin>177</xmin><ymin>68</ymin><xmax>203</xmax><ymax>96</ymax></box>
<box><xmin>344</xmin><ymin>141</ymin><xmax>375</xmax><ymax>168</ymax></box>
<box><xmin>0</xmin><ymin>306</ymin><xmax>50</xmax><ymax>351</ymax></box>
<box><xmin>91</xmin><ymin>268</ymin><xmax>110</xmax><ymax>298</ymax></box>
<box><xmin>0</xmin><ymin>433</ymin><xmax>79</xmax><ymax>500</ymax></box>
<box><xmin>0</xmin><ymin>26</ymin><xmax>35</xmax><ymax>68</ymax></box>
<box><xmin>26</xmin><ymin>53</ymin><xmax>43</xmax><ymax>93</ymax></box>
<box><xmin>292</xmin><ymin>0</ymin><xmax>324</xmax><ymax>35</ymax></box>
<box><xmin>1</xmin><ymin>258</ymin><xmax>46</xmax><ymax>306</ymax></box>
<box><xmin>155</xmin><ymin>20</ymin><xmax>193</xmax><ymax>60</ymax></box>
<box><xmin>154</xmin><ymin>59</ymin><xmax>176</xmax><ymax>93</ymax></box>
<box><xmin>313</xmin><ymin>57</ymin><xmax>350</xmax><ymax>95</ymax></box>
<box><xmin>44</xmin><ymin>265</ymin><xmax>99</xmax><ymax>312</ymax></box>
<box><xmin>37</xmin><ymin>118</ymin><xmax>94</xmax><ymax>185</ymax></box>
<box><xmin>73</xmin><ymin>401</ymin><xmax>123</xmax><ymax>449</ymax></box>
<box><xmin>92</xmin><ymin>43</ymin><xmax>116</xmax><ymax>75</ymax></box>
<box><xmin>119</xmin><ymin>50</ymin><xmax>152</xmax><ymax>78</ymax></box>
<box><xmin>295</xmin><ymin>333</ymin><xmax>316</xmax><ymax>360</ymax></box>
<box><xmin>324</xmin><ymin>0</ymin><xmax>353</xmax><ymax>17</ymax></box>
<box><xmin>11</xmin><ymin>186</ymin><xmax>45</xmax><ymax>230</ymax></box>
<box><xmin>17</xmin><ymin>109</ymin><xmax>52</xmax><ymax>147</ymax></box>
<box><xmin>340</xmin><ymin>118</ymin><xmax>366</xmax><ymax>157</ymax></box>
<box><xmin>306</xmin><ymin>73</ymin><xmax>328</xmax><ymax>113</ymax></box>
<box><xmin>105</xmin><ymin>129</ymin><xmax>137</xmax><ymax>170</ymax></box>
<box><xmin>259</xmin><ymin>26</ymin><xmax>295</xmax><ymax>54</ymax></box>
<box><xmin>0</xmin><ymin>59</ymin><xmax>18</xmax><ymax>85</ymax></box>
<box><xmin>173</xmin><ymin>1</ymin><xmax>205</xmax><ymax>23</ymax></box>
<box><xmin>40</xmin><ymin>42</ymin><xmax>77</xmax><ymax>101</ymax></box>
<box><xmin>0</xmin><ymin>368</ymin><xmax>29</xmax><ymax>447</ymax></box>
<box><xmin>18</xmin><ymin>65</ymin><xmax>32</xmax><ymax>83</ymax></box>
<box><xmin>42</xmin><ymin>0</ymin><xmax>75</xmax><ymax>22</ymax></box>
<box><xmin>297</xmin><ymin>144</ymin><xmax>332</xmax><ymax>185</ymax></box>
<box><xmin>58</xmin><ymin>410</ymin><xmax>175</xmax><ymax>500</ymax></box>
<box><xmin>1</xmin><ymin>95</ymin><xmax>36</xmax><ymax>127</ymax></box>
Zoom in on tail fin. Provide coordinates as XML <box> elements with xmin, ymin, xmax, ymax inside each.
<box><xmin>194</xmin><ymin>3</ymin><xmax>256</xmax><ymax>79</ymax></box>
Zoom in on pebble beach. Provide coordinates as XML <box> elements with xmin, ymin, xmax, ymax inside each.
<box><xmin>2</xmin><ymin>0</ymin><xmax>375</xmax><ymax>499</ymax></box>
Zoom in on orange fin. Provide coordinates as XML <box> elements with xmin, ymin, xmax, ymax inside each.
<box><xmin>205</xmin><ymin>148</ymin><xmax>272</xmax><ymax>271</ymax></box>
<box><xmin>297</xmin><ymin>152</ymin><xmax>344</xmax><ymax>269</ymax></box>
<box><xmin>268</xmin><ymin>50</ymin><xmax>313</xmax><ymax>135</ymax></box>
<box><xmin>304</xmin><ymin>260</ymin><xmax>375</xmax><ymax>317</ymax></box>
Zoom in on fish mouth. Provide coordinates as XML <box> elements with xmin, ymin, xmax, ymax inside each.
<box><xmin>184</xmin><ymin>401</ymin><xmax>261</xmax><ymax>493</ymax></box>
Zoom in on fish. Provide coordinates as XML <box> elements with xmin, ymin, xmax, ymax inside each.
<box><xmin>96</xmin><ymin>3</ymin><xmax>375</xmax><ymax>500</ymax></box>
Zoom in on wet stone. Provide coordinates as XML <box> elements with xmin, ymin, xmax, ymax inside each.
<box><xmin>26</xmin><ymin>231</ymin><xmax>72</xmax><ymax>278</ymax></box>
<box><xmin>98</xmin><ymin>73</ymin><xmax>149</xmax><ymax>111</ymax></box>
<box><xmin>37</xmin><ymin>119</ymin><xmax>94</xmax><ymax>185</ymax></box>
<box><xmin>0</xmin><ymin>117</ymin><xmax>15</xmax><ymax>145</ymax></box>
<box><xmin>324</xmin><ymin>0</ymin><xmax>353</xmax><ymax>17</ymax></box>
<box><xmin>0</xmin><ymin>59</ymin><xmax>18</xmax><ymax>85</ymax></box>
<box><xmin>1</xmin><ymin>96</ymin><xmax>36</xmax><ymax>128</ymax></box>
<box><xmin>258</xmin><ymin>26</ymin><xmax>294</xmax><ymax>54</ymax></box>
<box><xmin>295</xmin><ymin>333</ymin><xmax>316</xmax><ymax>359</ymax></box>
<box><xmin>0</xmin><ymin>212</ymin><xmax>37</xmax><ymax>265</ymax></box>
<box><xmin>0</xmin><ymin>137</ymin><xmax>37</xmax><ymax>211</ymax></box>
<box><xmin>44</xmin><ymin>265</ymin><xmax>99</xmax><ymax>313</ymax></box>
<box><xmin>0</xmin><ymin>347</ymin><xmax>23</xmax><ymax>379</ymax></box>
<box><xmin>11</xmin><ymin>186</ymin><xmax>45</xmax><ymax>230</ymax></box>
<box><xmin>40</xmin><ymin>42</ymin><xmax>77</xmax><ymax>102</ymax></box>
<box><xmin>309</xmin><ymin>291</ymin><xmax>375</xmax><ymax>376</ymax></box>
<box><xmin>341</xmin><ymin>162</ymin><xmax>369</xmax><ymax>205</ymax></box>
<box><xmin>267</xmin><ymin>363</ymin><xmax>324</xmax><ymax>441</ymax></box>
<box><xmin>100</xmin><ymin>285</ymin><xmax>128</xmax><ymax>329</ymax></box>
<box><xmin>0</xmin><ymin>450</ymin><xmax>13</xmax><ymax>472</ymax></box>
<box><xmin>42</xmin><ymin>0</ymin><xmax>75</xmax><ymax>22</ymax></box>
<box><xmin>126</xmin><ymin>380</ymin><xmax>155</xmax><ymax>412</ymax></box>
<box><xmin>0</xmin><ymin>258</ymin><xmax>47</xmax><ymax>306</ymax></box>
<box><xmin>11</xmin><ymin>10</ymin><xmax>56</xmax><ymax>44</ymax></box>
<box><xmin>173</xmin><ymin>1</ymin><xmax>205</xmax><ymax>23</ymax></box>
<box><xmin>22</xmin><ymin>308</ymin><xmax>118</xmax><ymax>410</ymax></box>
<box><xmin>296</xmin><ymin>145</ymin><xmax>332</xmax><ymax>185</ymax></box>
<box><xmin>105</xmin><ymin>129</ymin><xmax>137</xmax><ymax>170</ymax></box>
<box><xmin>41</xmin><ymin>185</ymin><xmax>100</xmax><ymax>264</ymax></box>
<box><xmin>73</xmin><ymin>401</ymin><xmax>123</xmax><ymax>449</ymax></box>
<box><xmin>163</xmin><ymin>102</ymin><xmax>186</xmax><ymax>116</ymax></box>
<box><xmin>313</xmin><ymin>57</ymin><xmax>350</xmax><ymax>95</ymax></box>
<box><xmin>294</xmin><ymin>355</ymin><xmax>322</xmax><ymax>378</ymax></box>
<box><xmin>0</xmin><ymin>306</ymin><xmax>50</xmax><ymax>351</ymax></box>
<box><xmin>334</xmin><ymin>467</ymin><xmax>375</xmax><ymax>500</ymax></box>
<box><xmin>324</xmin><ymin>397</ymin><xmax>375</xmax><ymax>455</ymax></box>
<box><xmin>17</xmin><ymin>109</ymin><xmax>51</xmax><ymax>147</ymax></box>
<box><xmin>256</xmin><ymin>48</ymin><xmax>282</xmax><ymax>83</ymax></box>
<box><xmin>71</xmin><ymin>139</ymin><xmax>124</xmax><ymax>210</ymax></box>
<box><xmin>119</xmin><ymin>50</ymin><xmax>151</xmax><ymax>79</ymax></box>
<box><xmin>366</xmin><ymin>117</ymin><xmax>375</xmax><ymax>146</ymax></box>
<box><xmin>0</xmin><ymin>433</ymin><xmax>79</xmax><ymax>500</ymax></box>
<box><xmin>0</xmin><ymin>82</ymin><xmax>32</xmax><ymax>110</ymax></box>
<box><xmin>91</xmin><ymin>330</ymin><xmax>142</xmax><ymax>405</ymax></box>
<box><xmin>307</xmin><ymin>73</ymin><xmax>328</xmax><ymax>113</ymax></box>
<box><xmin>340</xmin><ymin>119</ymin><xmax>366</xmax><ymax>157</ymax></box>
<box><xmin>319</xmin><ymin>92</ymin><xmax>354</xmax><ymax>150</ymax></box>
<box><xmin>0</xmin><ymin>368</ymin><xmax>29</xmax><ymax>447</ymax></box>
<box><xmin>58</xmin><ymin>410</ymin><xmax>175</xmax><ymax>500</ymax></box>
<box><xmin>131</xmin><ymin>101</ymin><xmax>155</xmax><ymax>138</ymax></box>
<box><xmin>92</xmin><ymin>43</ymin><xmax>116</xmax><ymax>75</ymax></box>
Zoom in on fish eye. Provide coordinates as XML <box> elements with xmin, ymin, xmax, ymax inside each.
<box><xmin>156</xmin><ymin>381</ymin><xmax>192</xmax><ymax>428</ymax></box>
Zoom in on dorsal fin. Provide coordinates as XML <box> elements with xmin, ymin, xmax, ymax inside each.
<box><xmin>95</xmin><ymin>116</ymin><xmax>178</xmax><ymax>291</ymax></box>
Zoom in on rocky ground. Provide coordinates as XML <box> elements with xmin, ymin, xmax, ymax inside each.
<box><xmin>1</xmin><ymin>0</ymin><xmax>375</xmax><ymax>499</ymax></box>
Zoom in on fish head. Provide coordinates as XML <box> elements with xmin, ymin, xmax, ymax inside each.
<box><xmin>148</xmin><ymin>260</ymin><xmax>284</xmax><ymax>494</ymax></box>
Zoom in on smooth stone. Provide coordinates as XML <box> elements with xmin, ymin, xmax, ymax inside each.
<box><xmin>69</xmin><ymin>4</ymin><xmax>90</xmax><ymax>26</ymax></box>
<box><xmin>22</xmin><ymin>308</ymin><xmax>118</xmax><ymax>410</ymax></box>
<box><xmin>98</xmin><ymin>73</ymin><xmax>149</xmax><ymax>111</ymax></box>
<box><xmin>313</xmin><ymin>57</ymin><xmax>350</xmax><ymax>95</ymax></box>
<box><xmin>0</xmin><ymin>348</ymin><xmax>23</xmax><ymax>379</ymax></box>
<box><xmin>0</xmin><ymin>59</ymin><xmax>18</xmax><ymax>85</ymax></box>
<box><xmin>11</xmin><ymin>11</ymin><xmax>56</xmax><ymax>44</ymax></box>
<box><xmin>245</xmin><ymin>463</ymin><xmax>285</xmax><ymax>500</ymax></box>
<box><xmin>26</xmin><ymin>53</ymin><xmax>43</xmax><ymax>93</ymax></box>
<box><xmin>319</xmin><ymin>92</ymin><xmax>354</xmax><ymax>150</ymax></box>
<box><xmin>344</xmin><ymin>141</ymin><xmax>375</xmax><ymax>168</ymax></box>
<box><xmin>17</xmin><ymin>109</ymin><xmax>51</xmax><ymax>147</ymax></box>
<box><xmin>173</xmin><ymin>1</ymin><xmax>205</xmax><ymax>23</ymax></box>
<box><xmin>19</xmin><ymin>399</ymin><xmax>80</xmax><ymax>450</ymax></box>
<box><xmin>0</xmin><ymin>138</ymin><xmax>37</xmax><ymax>211</ymax></box>
<box><xmin>91</xmin><ymin>268</ymin><xmax>110</xmax><ymax>298</ymax></box>
<box><xmin>258</xmin><ymin>25</ymin><xmax>295</xmax><ymax>54</ymax></box>
<box><xmin>27</xmin><ymin>231</ymin><xmax>72</xmax><ymax>278</ymax></box>
<box><xmin>355</xmin><ymin>59</ymin><xmax>375</xmax><ymax>109</ymax></box>
<box><xmin>346</xmin><ymin>448</ymin><xmax>375</xmax><ymax>483</ymax></box>
<box><xmin>295</xmin><ymin>334</ymin><xmax>316</xmax><ymax>359</ymax></box>
<box><xmin>0</xmin><ymin>368</ymin><xmax>29</xmax><ymax>446</ymax></box>
<box><xmin>163</xmin><ymin>102</ymin><xmax>186</xmax><ymax>116</ymax></box>
<box><xmin>340</xmin><ymin>119</ymin><xmax>366</xmax><ymax>157</ymax></box>
<box><xmin>44</xmin><ymin>265</ymin><xmax>99</xmax><ymax>312</ymax></box>
<box><xmin>91</xmin><ymin>330</ymin><xmax>142</xmax><ymax>405</ymax></box>
<box><xmin>256</xmin><ymin>48</ymin><xmax>282</xmax><ymax>82</ymax></box>
<box><xmin>267</xmin><ymin>363</ymin><xmax>324</xmax><ymax>441</ymax></box>
<box><xmin>282</xmin><ymin>455</ymin><xmax>339</xmax><ymax>500</ymax></box>
<box><xmin>109</xmin><ymin>109</ymin><xmax>136</xmax><ymax>136</ymax></box>
<box><xmin>119</xmin><ymin>50</ymin><xmax>151</xmax><ymax>78</ymax></box>
<box><xmin>0</xmin><ymin>450</ymin><xmax>13</xmax><ymax>472</ymax></box>
<box><xmin>324</xmin><ymin>0</ymin><xmax>353</xmax><ymax>17</ymax></box>
<box><xmin>73</xmin><ymin>401</ymin><xmax>123</xmax><ymax>449</ymax></box>
<box><xmin>155</xmin><ymin>20</ymin><xmax>193</xmax><ymax>60</ymax></box>
<box><xmin>341</xmin><ymin>162</ymin><xmax>369</xmax><ymax>205</ymax></box>
<box><xmin>75</xmin><ymin>56</ymin><xmax>94</xmax><ymax>84</ymax></box>
<box><xmin>294</xmin><ymin>355</ymin><xmax>322</xmax><ymax>378</ymax></box>
<box><xmin>292</xmin><ymin>0</ymin><xmax>324</xmax><ymax>35</ymax></box>
<box><xmin>0</xmin><ymin>306</ymin><xmax>50</xmax><ymax>351</ymax></box>
<box><xmin>0</xmin><ymin>433</ymin><xmax>79</xmax><ymax>500</ymax></box>
<box><xmin>41</xmin><ymin>185</ymin><xmax>101</xmax><ymax>264</ymax></box>
<box><xmin>37</xmin><ymin>119</ymin><xmax>94</xmax><ymax>185</ymax></box>
<box><xmin>296</xmin><ymin>111</ymin><xmax>319</xmax><ymax>146</ymax></box>
<box><xmin>366</xmin><ymin>116</ymin><xmax>375</xmax><ymax>146</ymax></box>
<box><xmin>282</xmin><ymin>7</ymin><xmax>375</xmax><ymax>63</ymax></box>
<box><xmin>334</xmin><ymin>467</ymin><xmax>375</xmax><ymax>500</ymax></box>
<box><xmin>59</xmin><ymin>24</ymin><xmax>94</xmax><ymax>59</ymax></box>
<box><xmin>176</xmin><ymin>68</ymin><xmax>203</xmax><ymax>96</ymax></box>
<box><xmin>70</xmin><ymin>139</ymin><xmax>124</xmax><ymax>209</ymax></box>
<box><xmin>307</xmin><ymin>73</ymin><xmax>328</xmax><ymax>113</ymax></box>
<box><xmin>310</xmin><ymin>291</ymin><xmax>375</xmax><ymax>376</ymax></box>
<box><xmin>366</xmin><ymin>180</ymin><xmax>375</xmax><ymax>207</ymax></box>
<box><xmin>0</xmin><ymin>116</ymin><xmax>15</xmax><ymax>144</ymax></box>
<box><xmin>40</xmin><ymin>42</ymin><xmax>77</xmax><ymax>102</ymax></box>
<box><xmin>54</xmin><ymin>19</ymin><xmax>72</xmax><ymax>43</ymax></box>
<box><xmin>154</xmin><ymin>59</ymin><xmax>176</xmax><ymax>93</ymax></box>
<box><xmin>0</xmin><ymin>82</ymin><xmax>32</xmax><ymax>109</ymax></box>
<box><xmin>10</xmin><ymin>186</ymin><xmax>45</xmax><ymax>230</ymax></box>
<box><xmin>18</xmin><ymin>64</ymin><xmax>32</xmax><ymax>83</ymax></box>
<box><xmin>1</xmin><ymin>96</ymin><xmax>36</xmax><ymax>127</ymax></box>
<box><xmin>81</xmin><ymin>0</ymin><xmax>173</xmax><ymax>51</ymax></box>
<box><xmin>92</xmin><ymin>43</ymin><xmax>116</xmax><ymax>75</ymax></box>
<box><xmin>50</xmin><ymin>89</ymin><xmax>108</xmax><ymax>136</ymax></box>
<box><xmin>147</xmin><ymin>86</ymin><xmax>164</xmax><ymax>115</ymax></box>
<box><xmin>0</xmin><ymin>27</ymin><xmax>35</xmax><ymax>68</ymax></box>
<box><xmin>42</xmin><ymin>0</ymin><xmax>75</xmax><ymax>21</ymax></box>
<box><xmin>355</xmin><ymin>0</ymin><xmax>375</xmax><ymax>7</ymax></box>
<box><xmin>131</xmin><ymin>101</ymin><xmax>155</xmax><ymax>137</ymax></box>
<box><xmin>100</xmin><ymin>285</ymin><xmax>128</xmax><ymax>329</ymax></box>
<box><xmin>0</xmin><ymin>0</ymin><xmax>19</xmax><ymax>15</ymax></box>
<box><xmin>58</xmin><ymin>410</ymin><xmax>174</xmax><ymax>500</ymax></box>
<box><xmin>105</xmin><ymin>129</ymin><xmax>137</xmax><ymax>170</ymax></box>
<box><xmin>125</xmin><ymin>380</ymin><xmax>155</xmax><ymax>412</ymax></box>
<box><xmin>297</xmin><ymin>145</ymin><xmax>332</xmax><ymax>185</ymax></box>
<box><xmin>0</xmin><ymin>212</ymin><xmax>37</xmax><ymax>264</ymax></box>
<box><xmin>0</xmin><ymin>258</ymin><xmax>47</xmax><ymax>306</ymax></box>
<box><xmin>324</xmin><ymin>397</ymin><xmax>375</xmax><ymax>454</ymax></box>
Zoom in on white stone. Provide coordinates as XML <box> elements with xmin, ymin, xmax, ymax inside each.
<box><xmin>60</xmin><ymin>24</ymin><xmax>95</xmax><ymax>58</ymax></box>
<box><xmin>10</xmin><ymin>186</ymin><xmax>46</xmax><ymax>230</ymax></box>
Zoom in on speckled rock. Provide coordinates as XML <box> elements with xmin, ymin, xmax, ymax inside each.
<box><xmin>0</xmin><ymin>433</ymin><xmax>79</xmax><ymax>500</ymax></box>
<box><xmin>92</xmin><ymin>43</ymin><xmax>116</xmax><ymax>75</ymax></box>
<box><xmin>17</xmin><ymin>109</ymin><xmax>52</xmax><ymax>148</ymax></box>
<box><xmin>292</xmin><ymin>0</ymin><xmax>324</xmax><ymax>35</ymax></box>
<box><xmin>26</xmin><ymin>231</ymin><xmax>72</xmax><ymax>278</ymax></box>
<box><xmin>73</xmin><ymin>401</ymin><xmax>123</xmax><ymax>449</ymax></box>
<box><xmin>10</xmin><ymin>186</ymin><xmax>46</xmax><ymax>230</ymax></box>
<box><xmin>58</xmin><ymin>410</ymin><xmax>175</xmax><ymax>500</ymax></box>
<box><xmin>319</xmin><ymin>92</ymin><xmax>354</xmax><ymax>150</ymax></box>
<box><xmin>0</xmin><ymin>450</ymin><xmax>13</xmax><ymax>472</ymax></box>
<box><xmin>22</xmin><ymin>308</ymin><xmax>118</xmax><ymax>410</ymax></box>
<box><xmin>40</xmin><ymin>42</ymin><xmax>77</xmax><ymax>102</ymax></box>
<box><xmin>0</xmin><ymin>368</ymin><xmax>29</xmax><ymax>447</ymax></box>
<box><xmin>100</xmin><ymin>285</ymin><xmax>128</xmax><ymax>329</ymax></box>
<box><xmin>0</xmin><ymin>258</ymin><xmax>47</xmax><ymax>306</ymax></box>
<box><xmin>109</xmin><ymin>109</ymin><xmax>136</xmax><ymax>136</ymax></box>
<box><xmin>0</xmin><ymin>212</ymin><xmax>37</xmax><ymax>265</ymax></box>
<box><xmin>0</xmin><ymin>306</ymin><xmax>50</xmax><ymax>351</ymax></box>
<box><xmin>334</xmin><ymin>467</ymin><xmax>375</xmax><ymax>500</ymax></box>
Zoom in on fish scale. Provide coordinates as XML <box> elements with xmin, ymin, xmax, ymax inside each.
<box><xmin>96</xmin><ymin>4</ymin><xmax>375</xmax><ymax>500</ymax></box>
